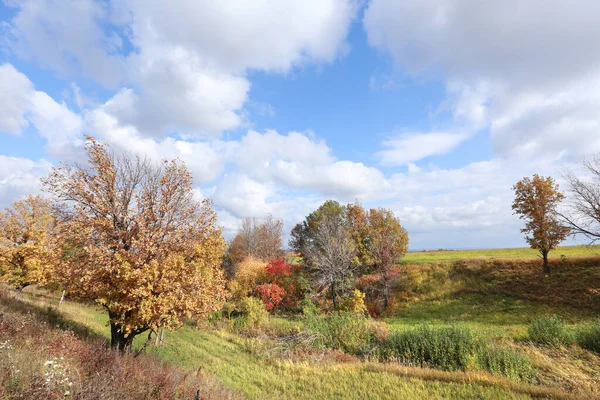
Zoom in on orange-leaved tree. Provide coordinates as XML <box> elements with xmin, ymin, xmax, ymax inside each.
<box><xmin>366</xmin><ymin>208</ymin><xmax>408</xmax><ymax>309</ymax></box>
<box><xmin>512</xmin><ymin>175</ymin><xmax>570</xmax><ymax>274</ymax></box>
<box><xmin>0</xmin><ymin>195</ymin><xmax>57</xmax><ymax>292</ymax></box>
<box><xmin>42</xmin><ymin>137</ymin><xmax>227</xmax><ymax>352</ymax></box>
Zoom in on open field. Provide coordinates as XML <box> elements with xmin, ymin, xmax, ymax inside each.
<box><xmin>5</xmin><ymin>252</ymin><xmax>600</xmax><ymax>400</ymax></box>
<box><xmin>402</xmin><ymin>245</ymin><xmax>600</xmax><ymax>264</ymax></box>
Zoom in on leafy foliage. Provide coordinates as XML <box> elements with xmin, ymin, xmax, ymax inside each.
<box><xmin>512</xmin><ymin>175</ymin><xmax>570</xmax><ymax>273</ymax></box>
<box><xmin>339</xmin><ymin>289</ymin><xmax>368</xmax><ymax>315</ymax></box>
<box><xmin>578</xmin><ymin>319</ymin><xmax>600</xmax><ymax>354</ymax></box>
<box><xmin>367</xmin><ymin>208</ymin><xmax>408</xmax><ymax>309</ymax></box>
<box><xmin>227</xmin><ymin>256</ymin><xmax>266</xmax><ymax>304</ymax></box>
<box><xmin>0</xmin><ymin>195</ymin><xmax>57</xmax><ymax>290</ymax></box>
<box><xmin>238</xmin><ymin>297</ymin><xmax>269</xmax><ymax>329</ymax></box>
<box><xmin>263</xmin><ymin>259</ymin><xmax>308</xmax><ymax>311</ymax></box>
<box><xmin>42</xmin><ymin>137</ymin><xmax>227</xmax><ymax>351</ymax></box>
<box><xmin>527</xmin><ymin>316</ymin><xmax>573</xmax><ymax>346</ymax></box>
<box><xmin>304</xmin><ymin>312</ymin><xmax>385</xmax><ymax>355</ymax></box>
<box><xmin>475</xmin><ymin>346</ymin><xmax>537</xmax><ymax>382</ymax></box>
<box><xmin>378</xmin><ymin>325</ymin><xmax>479</xmax><ymax>371</ymax></box>
<box><xmin>255</xmin><ymin>283</ymin><xmax>286</xmax><ymax>310</ymax></box>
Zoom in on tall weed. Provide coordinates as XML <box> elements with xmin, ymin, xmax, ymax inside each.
<box><xmin>527</xmin><ymin>316</ymin><xmax>573</xmax><ymax>346</ymax></box>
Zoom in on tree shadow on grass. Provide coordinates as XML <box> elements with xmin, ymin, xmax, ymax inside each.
<box><xmin>0</xmin><ymin>289</ymin><xmax>107</xmax><ymax>345</ymax></box>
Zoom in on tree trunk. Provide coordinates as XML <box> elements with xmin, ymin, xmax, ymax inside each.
<box><xmin>58</xmin><ymin>290</ymin><xmax>66</xmax><ymax>308</ymax></box>
<box><xmin>109</xmin><ymin>317</ymin><xmax>135</xmax><ymax>353</ymax></box>
<box><xmin>542</xmin><ymin>249</ymin><xmax>550</xmax><ymax>274</ymax></box>
<box><xmin>383</xmin><ymin>283</ymin><xmax>389</xmax><ymax>310</ymax></box>
<box><xmin>331</xmin><ymin>281</ymin><xmax>337</xmax><ymax>310</ymax></box>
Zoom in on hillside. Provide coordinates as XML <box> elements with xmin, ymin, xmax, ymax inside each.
<box><xmin>2</xmin><ymin>252</ymin><xmax>600</xmax><ymax>399</ymax></box>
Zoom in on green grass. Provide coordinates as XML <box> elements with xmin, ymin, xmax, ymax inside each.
<box><xmin>384</xmin><ymin>293</ymin><xmax>594</xmax><ymax>339</ymax></box>
<box><xmin>402</xmin><ymin>245</ymin><xmax>600</xmax><ymax>264</ymax></box>
<box><xmin>5</xmin><ymin>288</ymin><xmax>551</xmax><ymax>399</ymax></box>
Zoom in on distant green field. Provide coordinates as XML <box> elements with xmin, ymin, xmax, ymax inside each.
<box><xmin>402</xmin><ymin>245</ymin><xmax>600</xmax><ymax>264</ymax></box>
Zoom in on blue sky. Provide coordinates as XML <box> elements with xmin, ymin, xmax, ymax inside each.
<box><xmin>1</xmin><ymin>0</ymin><xmax>600</xmax><ymax>250</ymax></box>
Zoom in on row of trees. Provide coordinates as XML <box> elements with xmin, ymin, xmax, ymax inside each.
<box><xmin>0</xmin><ymin>137</ymin><xmax>227</xmax><ymax>351</ymax></box>
<box><xmin>223</xmin><ymin>200</ymin><xmax>409</xmax><ymax>314</ymax></box>
<box><xmin>2</xmin><ymin>136</ymin><xmax>599</xmax><ymax>349</ymax></box>
<box><xmin>512</xmin><ymin>155</ymin><xmax>600</xmax><ymax>274</ymax></box>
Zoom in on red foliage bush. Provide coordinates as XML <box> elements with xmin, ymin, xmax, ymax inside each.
<box><xmin>257</xmin><ymin>259</ymin><xmax>307</xmax><ymax>311</ymax></box>
<box><xmin>255</xmin><ymin>283</ymin><xmax>286</xmax><ymax>310</ymax></box>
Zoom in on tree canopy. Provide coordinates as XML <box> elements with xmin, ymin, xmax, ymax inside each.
<box><xmin>42</xmin><ymin>137</ymin><xmax>227</xmax><ymax>351</ymax></box>
<box><xmin>512</xmin><ymin>175</ymin><xmax>570</xmax><ymax>274</ymax></box>
<box><xmin>0</xmin><ymin>195</ymin><xmax>57</xmax><ymax>291</ymax></box>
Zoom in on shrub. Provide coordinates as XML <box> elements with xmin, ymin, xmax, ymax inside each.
<box><xmin>339</xmin><ymin>289</ymin><xmax>368</xmax><ymax>315</ymax></box>
<box><xmin>304</xmin><ymin>312</ymin><xmax>383</xmax><ymax>355</ymax></box>
<box><xmin>301</xmin><ymin>296</ymin><xmax>320</xmax><ymax>317</ymax></box>
<box><xmin>237</xmin><ymin>297</ymin><xmax>269</xmax><ymax>329</ymax></box>
<box><xmin>227</xmin><ymin>256</ymin><xmax>267</xmax><ymax>303</ymax></box>
<box><xmin>263</xmin><ymin>259</ymin><xmax>309</xmax><ymax>311</ymax></box>
<box><xmin>578</xmin><ymin>318</ymin><xmax>600</xmax><ymax>354</ymax></box>
<box><xmin>377</xmin><ymin>325</ymin><xmax>479</xmax><ymax>371</ymax></box>
<box><xmin>475</xmin><ymin>346</ymin><xmax>537</xmax><ymax>382</ymax></box>
<box><xmin>255</xmin><ymin>283</ymin><xmax>286</xmax><ymax>310</ymax></box>
<box><xmin>527</xmin><ymin>316</ymin><xmax>573</xmax><ymax>346</ymax></box>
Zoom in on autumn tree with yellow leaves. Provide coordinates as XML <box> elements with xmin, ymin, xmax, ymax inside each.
<box><xmin>0</xmin><ymin>195</ymin><xmax>57</xmax><ymax>292</ymax></box>
<box><xmin>42</xmin><ymin>137</ymin><xmax>227</xmax><ymax>352</ymax></box>
<box><xmin>512</xmin><ymin>175</ymin><xmax>570</xmax><ymax>274</ymax></box>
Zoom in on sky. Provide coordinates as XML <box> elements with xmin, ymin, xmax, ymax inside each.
<box><xmin>1</xmin><ymin>0</ymin><xmax>600</xmax><ymax>250</ymax></box>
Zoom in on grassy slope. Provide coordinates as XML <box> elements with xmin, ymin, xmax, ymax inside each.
<box><xmin>9</xmin><ymin>249</ymin><xmax>600</xmax><ymax>399</ymax></box>
<box><xmin>403</xmin><ymin>245</ymin><xmax>600</xmax><ymax>264</ymax></box>
<box><xmin>10</xmin><ymin>288</ymin><xmax>538</xmax><ymax>400</ymax></box>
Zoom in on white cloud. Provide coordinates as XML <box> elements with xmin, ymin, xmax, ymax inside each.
<box><xmin>234</xmin><ymin>130</ymin><xmax>390</xmax><ymax>200</ymax></box>
<box><xmin>86</xmin><ymin>104</ymin><xmax>237</xmax><ymax>184</ymax></box>
<box><xmin>29</xmin><ymin>91</ymin><xmax>84</xmax><ymax>160</ymax></box>
<box><xmin>0</xmin><ymin>64</ymin><xmax>34</xmax><ymax>135</ymax></box>
<box><xmin>4</xmin><ymin>0</ymin><xmax>358</xmax><ymax>139</ymax></box>
<box><xmin>4</xmin><ymin>0</ymin><xmax>124</xmax><ymax>86</ymax></box>
<box><xmin>364</xmin><ymin>0</ymin><xmax>600</xmax><ymax>160</ymax></box>
<box><xmin>0</xmin><ymin>63</ymin><xmax>84</xmax><ymax>159</ymax></box>
<box><xmin>378</xmin><ymin>132</ymin><xmax>470</xmax><ymax>165</ymax></box>
<box><xmin>0</xmin><ymin>156</ymin><xmax>52</xmax><ymax>207</ymax></box>
<box><xmin>119</xmin><ymin>48</ymin><xmax>250</xmax><ymax>138</ymax></box>
<box><xmin>118</xmin><ymin>0</ymin><xmax>357</xmax><ymax>74</ymax></box>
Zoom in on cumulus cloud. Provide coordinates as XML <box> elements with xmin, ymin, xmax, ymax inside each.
<box><xmin>364</xmin><ymin>0</ymin><xmax>600</xmax><ymax>160</ymax></box>
<box><xmin>0</xmin><ymin>156</ymin><xmax>52</xmax><ymax>207</ymax></box>
<box><xmin>0</xmin><ymin>64</ymin><xmax>33</xmax><ymax>135</ymax></box>
<box><xmin>87</xmin><ymin>104</ymin><xmax>237</xmax><ymax>184</ymax></box>
<box><xmin>0</xmin><ymin>63</ymin><xmax>84</xmax><ymax>159</ymax></box>
<box><xmin>377</xmin><ymin>132</ymin><xmax>470</xmax><ymax>165</ymax></box>
<box><xmin>3</xmin><ymin>0</ymin><xmax>125</xmax><ymax>86</ymax></box>
<box><xmin>4</xmin><ymin>0</ymin><xmax>358</xmax><ymax>139</ymax></box>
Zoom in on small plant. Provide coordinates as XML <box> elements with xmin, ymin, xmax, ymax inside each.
<box><xmin>339</xmin><ymin>289</ymin><xmax>368</xmax><ymax>315</ymax></box>
<box><xmin>305</xmin><ymin>312</ymin><xmax>382</xmax><ymax>355</ymax></box>
<box><xmin>301</xmin><ymin>296</ymin><xmax>320</xmax><ymax>317</ymax></box>
<box><xmin>527</xmin><ymin>316</ymin><xmax>573</xmax><ymax>346</ymax></box>
<box><xmin>475</xmin><ymin>346</ymin><xmax>537</xmax><ymax>382</ymax></box>
<box><xmin>43</xmin><ymin>357</ymin><xmax>74</xmax><ymax>397</ymax></box>
<box><xmin>377</xmin><ymin>324</ymin><xmax>479</xmax><ymax>371</ymax></box>
<box><xmin>238</xmin><ymin>297</ymin><xmax>269</xmax><ymax>329</ymax></box>
<box><xmin>578</xmin><ymin>318</ymin><xmax>600</xmax><ymax>354</ymax></box>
